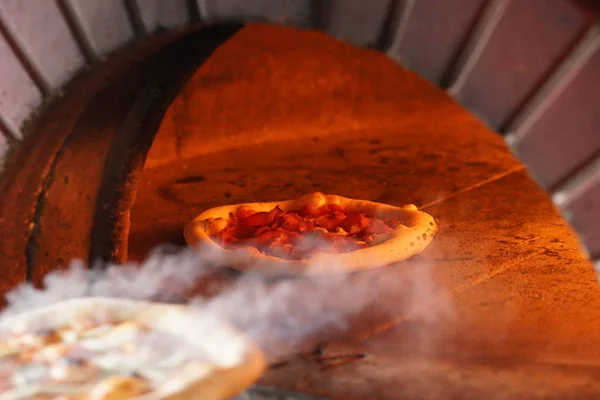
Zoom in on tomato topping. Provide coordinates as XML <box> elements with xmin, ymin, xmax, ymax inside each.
<box><xmin>211</xmin><ymin>202</ymin><xmax>400</xmax><ymax>260</ymax></box>
<box><xmin>280</xmin><ymin>213</ymin><xmax>308</xmax><ymax>232</ymax></box>
<box><xmin>314</xmin><ymin>214</ymin><xmax>346</xmax><ymax>230</ymax></box>
<box><xmin>338</xmin><ymin>212</ymin><xmax>371</xmax><ymax>234</ymax></box>
<box><xmin>370</xmin><ymin>218</ymin><xmax>394</xmax><ymax>234</ymax></box>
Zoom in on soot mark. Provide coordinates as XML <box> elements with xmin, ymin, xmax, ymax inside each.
<box><xmin>268</xmin><ymin>360</ymin><xmax>293</xmax><ymax>370</ymax></box>
<box><xmin>369</xmin><ymin>139</ymin><xmax>381</xmax><ymax>145</ymax></box>
<box><xmin>227</xmin><ymin>180</ymin><xmax>248</xmax><ymax>188</ymax></box>
<box><xmin>196</xmin><ymin>71</ymin><xmax>235</xmax><ymax>88</ymax></box>
<box><xmin>543</xmin><ymin>248</ymin><xmax>560</xmax><ymax>257</ymax></box>
<box><xmin>333</xmin><ymin>147</ymin><xmax>346</xmax><ymax>160</ymax></box>
<box><xmin>466</xmin><ymin>161</ymin><xmax>488</xmax><ymax>167</ymax></box>
<box><xmin>318</xmin><ymin>354</ymin><xmax>366</xmax><ymax>371</ymax></box>
<box><xmin>158</xmin><ymin>187</ymin><xmax>181</xmax><ymax>204</ymax></box>
<box><xmin>174</xmin><ymin>175</ymin><xmax>206</xmax><ymax>184</ymax></box>
<box><xmin>268</xmin><ymin>350</ymin><xmax>367</xmax><ymax>371</ymax></box>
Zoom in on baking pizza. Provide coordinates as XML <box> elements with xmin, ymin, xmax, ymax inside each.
<box><xmin>0</xmin><ymin>297</ymin><xmax>265</xmax><ymax>400</ymax></box>
<box><xmin>184</xmin><ymin>192</ymin><xmax>438</xmax><ymax>276</ymax></box>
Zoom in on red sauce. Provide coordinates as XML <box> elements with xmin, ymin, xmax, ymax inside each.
<box><xmin>212</xmin><ymin>204</ymin><xmax>400</xmax><ymax>260</ymax></box>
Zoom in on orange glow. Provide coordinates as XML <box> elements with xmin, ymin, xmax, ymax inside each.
<box><xmin>129</xmin><ymin>24</ymin><xmax>600</xmax><ymax>397</ymax></box>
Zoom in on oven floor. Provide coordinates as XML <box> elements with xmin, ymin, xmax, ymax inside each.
<box><xmin>128</xmin><ymin>25</ymin><xmax>600</xmax><ymax>399</ymax></box>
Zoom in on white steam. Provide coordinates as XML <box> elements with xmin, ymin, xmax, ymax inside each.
<box><xmin>2</xmin><ymin>245</ymin><xmax>217</xmax><ymax>317</ymax></box>
<box><xmin>0</xmin><ymin>237</ymin><xmax>454</xmax><ymax>362</ymax></box>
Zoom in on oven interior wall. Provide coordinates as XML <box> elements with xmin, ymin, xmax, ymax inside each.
<box><xmin>1</xmin><ymin>0</ymin><xmax>599</xmax><ymax>271</ymax></box>
<box><xmin>126</xmin><ymin>25</ymin><xmax>600</xmax><ymax>399</ymax></box>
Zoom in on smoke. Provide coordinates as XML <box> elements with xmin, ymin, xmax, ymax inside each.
<box><xmin>0</xmin><ymin>236</ymin><xmax>455</xmax><ymax>362</ymax></box>
<box><xmin>189</xmin><ymin>264</ymin><xmax>383</xmax><ymax>358</ymax></box>
<box><xmin>2</xmin><ymin>245</ymin><xmax>218</xmax><ymax>317</ymax></box>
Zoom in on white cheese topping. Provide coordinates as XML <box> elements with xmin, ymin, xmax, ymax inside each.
<box><xmin>0</xmin><ymin>298</ymin><xmax>252</xmax><ymax>400</ymax></box>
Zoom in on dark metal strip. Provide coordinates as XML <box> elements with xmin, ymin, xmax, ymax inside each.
<box><xmin>380</xmin><ymin>0</ymin><xmax>414</xmax><ymax>55</ymax></box>
<box><xmin>0</xmin><ymin>14</ymin><xmax>52</xmax><ymax>96</ymax></box>
<box><xmin>124</xmin><ymin>0</ymin><xmax>148</xmax><ymax>37</ymax></box>
<box><xmin>54</xmin><ymin>0</ymin><xmax>99</xmax><ymax>63</ymax></box>
<box><xmin>504</xmin><ymin>25</ymin><xmax>600</xmax><ymax>139</ymax></box>
<box><xmin>446</xmin><ymin>0</ymin><xmax>509</xmax><ymax>94</ymax></box>
<box><xmin>554</xmin><ymin>151</ymin><xmax>600</xmax><ymax>206</ymax></box>
<box><xmin>309</xmin><ymin>0</ymin><xmax>332</xmax><ymax>31</ymax></box>
<box><xmin>0</xmin><ymin>113</ymin><xmax>21</xmax><ymax>141</ymax></box>
<box><xmin>374</xmin><ymin>0</ymin><xmax>409</xmax><ymax>52</ymax></box>
<box><xmin>188</xmin><ymin>0</ymin><xmax>204</xmax><ymax>24</ymax></box>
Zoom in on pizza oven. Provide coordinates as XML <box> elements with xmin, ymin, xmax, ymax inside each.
<box><xmin>1</xmin><ymin>1</ymin><xmax>600</xmax><ymax>399</ymax></box>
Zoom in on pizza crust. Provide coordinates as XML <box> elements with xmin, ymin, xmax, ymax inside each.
<box><xmin>184</xmin><ymin>192</ymin><xmax>439</xmax><ymax>276</ymax></box>
<box><xmin>0</xmin><ymin>297</ymin><xmax>266</xmax><ymax>400</ymax></box>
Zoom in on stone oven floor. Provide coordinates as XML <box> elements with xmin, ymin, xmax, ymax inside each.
<box><xmin>127</xmin><ymin>25</ymin><xmax>600</xmax><ymax>399</ymax></box>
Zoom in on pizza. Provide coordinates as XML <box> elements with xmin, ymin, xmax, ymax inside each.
<box><xmin>184</xmin><ymin>192</ymin><xmax>438</xmax><ymax>276</ymax></box>
<box><xmin>0</xmin><ymin>297</ymin><xmax>265</xmax><ymax>400</ymax></box>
